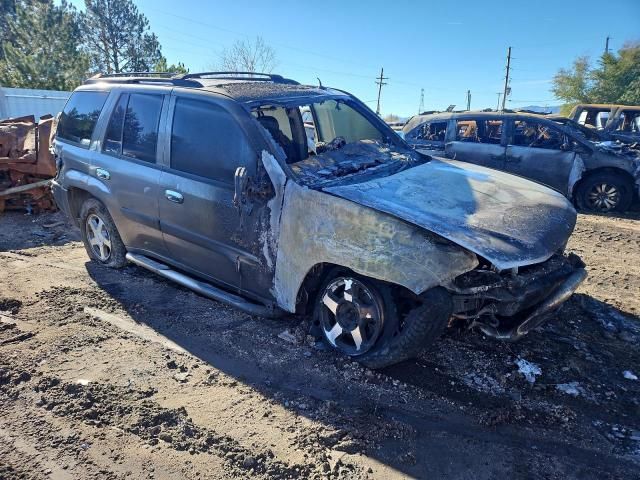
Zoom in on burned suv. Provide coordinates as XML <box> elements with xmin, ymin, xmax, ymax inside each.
<box><xmin>52</xmin><ymin>72</ymin><xmax>586</xmax><ymax>368</ymax></box>
<box><xmin>403</xmin><ymin>112</ymin><xmax>640</xmax><ymax>212</ymax></box>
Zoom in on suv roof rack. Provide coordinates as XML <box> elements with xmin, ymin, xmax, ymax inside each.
<box><xmin>176</xmin><ymin>71</ymin><xmax>300</xmax><ymax>85</ymax></box>
<box><xmin>84</xmin><ymin>72</ymin><xmax>202</xmax><ymax>87</ymax></box>
<box><xmin>83</xmin><ymin>71</ymin><xmax>300</xmax><ymax>87</ymax></box>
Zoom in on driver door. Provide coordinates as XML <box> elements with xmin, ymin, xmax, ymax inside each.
<box><xmin>504</xmin><ymin>119</ymin><xmax>575</xmax><ymax>194</ymax></box>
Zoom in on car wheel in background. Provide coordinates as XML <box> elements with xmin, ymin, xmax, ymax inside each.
<box><xmin>576</xmin><ymin>172</ymin><xmax>633</xmax><ymax>213</ymax></box>
<box><xmin>79</xmin><ymin>198</ymin><xmax>127</xmax><ymax>268</ymax></box>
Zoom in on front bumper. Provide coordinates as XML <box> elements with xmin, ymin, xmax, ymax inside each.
<box><xmin>446</xmin><ymin>253</ymin><xmax>587</xmax><ymax>341</ymax></box>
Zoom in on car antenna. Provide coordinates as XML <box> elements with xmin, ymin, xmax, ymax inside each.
<box><xmin>317</xmin><ymin>77</ymin><xmax>324</xmax><ymax>89</ymax></box>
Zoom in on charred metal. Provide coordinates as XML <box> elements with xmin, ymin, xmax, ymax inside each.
<box><xmin>0</xmin><ymin>114</ymin><xmax>56</xmax><ymax>213</ymax></box>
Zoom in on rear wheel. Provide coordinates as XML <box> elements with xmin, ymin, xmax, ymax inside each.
<box><xmin>79</xmin><ymin>198</ymin><xmax>127</xmax><ymax>268</ymax></box>
<box><xmin>576</xmin><ymin>173</ymin><xmax>633</xmax><ymax>213</ymax></box>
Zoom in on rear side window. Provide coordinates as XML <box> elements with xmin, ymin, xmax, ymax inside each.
<box><xmin>170</xmin><ymin>98</ymin><xmax>250</xmax><ymax>182</ymax></box>
<box><xmin>102</xmin><ymin>93</ymin><xmax>162</xmax><ymax>162</ymax></box>
<box><xmin>57</xmin><ymin>91</ymin><xmax>109</xmax><ymax>146</ymax></box>
<box><xmin>415</xmin><ymin>121</ymin><xmax>447</xmax><ymax>141</ymax></box>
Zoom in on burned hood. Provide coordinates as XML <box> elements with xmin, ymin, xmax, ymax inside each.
<box><xmin>324</xmin><ymin>158</ymin><xmax>577</xmax><ymax>270</ymax></box>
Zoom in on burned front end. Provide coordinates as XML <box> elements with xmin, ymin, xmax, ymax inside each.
<box><xmin>447</xmin><ymin>253</ymin><xmax>587</xmax><ymax>341</ymax></box>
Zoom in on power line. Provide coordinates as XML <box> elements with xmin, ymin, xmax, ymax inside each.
<box><xmin>375</xmin><ymin>68</ymin><xmax>388</xmax><ymax>116</ymax></box>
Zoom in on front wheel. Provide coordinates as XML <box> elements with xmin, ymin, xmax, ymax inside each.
<box><xmin>576</xmin><ymin>173</ymin><xmax>633</xmax><ymax>213</ymax></box>
<box><xmin>79</xmin><ymin>198</ymin><xmax>127</xmax><ymax>268</ymax></box>
<box><xmin>313</xmin><ymin>272</ymin><xmax>452</xmax><ymax>368</ymax></box>
<box><xmin>315</xmin><ymin>274</ymin><xmax>394</xmax><ymax>357</ymax></box>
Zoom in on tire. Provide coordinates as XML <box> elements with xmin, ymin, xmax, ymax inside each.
<box><xmin>576</xmin><ymin>172</ymin><xmax>633</xmax><ymax>213</ymax></box>
<box><xmin>360</xmin><ymin>287</ymin><xmax>452</xmax><ymax>369</ymax></box>
<box><xmin>313</xmin><ymin>269</ymin><xmax>451</xmax><ymax>369</ymax></box>
<box><xmin>79</xmin><ymin>198</ymin><xmax>127</xmax><ymax>268</ymax></box>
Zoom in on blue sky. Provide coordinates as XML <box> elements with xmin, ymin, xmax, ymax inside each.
<box><xmin>68</xmin><ymin>0</ymin><xmax>640</xmax><ymax>117</ymax></box>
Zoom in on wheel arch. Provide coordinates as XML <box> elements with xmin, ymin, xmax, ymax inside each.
<box><xmin>571</xmin><ymin>167</ymin><xmax>637</xmax><ymax>203</ymax></box>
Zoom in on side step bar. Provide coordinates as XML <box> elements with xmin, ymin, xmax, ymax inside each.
<box><xmin>125</xmin><ymin>253</ymin><xmax>283</xmax><ymax>318</ymax></box>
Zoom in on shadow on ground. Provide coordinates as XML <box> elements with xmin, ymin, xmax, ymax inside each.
<box><xmin>83</xmin><ymin>260</ymin><xmax>640</xmax><ymax>479</ymax></box>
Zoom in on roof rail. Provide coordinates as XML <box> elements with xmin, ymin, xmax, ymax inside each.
<box><xmin>89</xmin><ymin>72</ymin><xmax>178</xmax><ymax>79</ymax></box>
<box><xmin>84</xmin><ymin>72</ymin><xmax>201</xmax><ymax>87</ymax></box>
<box><xmin>176</xmin><ymin>71</ymin><xmax>299</xmax><ymax>85</ymax></box>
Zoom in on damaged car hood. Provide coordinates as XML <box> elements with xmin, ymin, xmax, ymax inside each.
<box><xmin>324</xmin><ymin>158</ymin><xmax>577</xmax><ymax>270</ymax></box>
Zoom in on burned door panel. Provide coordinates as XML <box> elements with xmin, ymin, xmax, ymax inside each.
<box><xmin>445</xmin><ymin>118</ymin><xmax>506</xmax><ymax>170</ymax></box>
<box><xmin>158</xmin><ymin>95</ymin><xmax>264</xmax><ymax>293</ymax></box>
<box><xmin>505</xmin><ymin>119</ymin><xmax>576</xmax><ymax>194</ymax></box>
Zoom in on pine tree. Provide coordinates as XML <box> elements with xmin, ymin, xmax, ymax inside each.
<box><xmin>0</xmin><ymin>0</ymin><xmax>89</xmax><ymax>90</ymax></box>
<box><xmin>81</xmin><ymin>0</ymin><xmax>162</xmax><ymax>74</ymax></box>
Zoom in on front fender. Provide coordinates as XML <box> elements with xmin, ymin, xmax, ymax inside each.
<box><xmin>272</xmin><ymin>180</ymin><xmax>478</xmax><ymax>312</ymax></box>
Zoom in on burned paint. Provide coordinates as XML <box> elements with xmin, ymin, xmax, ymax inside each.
<box><xmin>324</xmin><ymin>158</ymin><xmax>577</xmax><ymax>271</ymax></box>
<box><xmin>260</xmin><ymin>152</ymin><xmax>478</xmax><ymax>312</ymax></box>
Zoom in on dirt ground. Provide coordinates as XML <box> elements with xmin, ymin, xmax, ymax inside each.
<box><xmin>1</xmin><ymin>208</ymin><xmax>639</xmax><ymax>479</ymax></box>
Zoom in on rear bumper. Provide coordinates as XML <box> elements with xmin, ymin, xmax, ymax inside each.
<box><xmin>447</xmin><ymin>253</ymin><xmax>587</xmax><ymax>341</ymax></box>
<box><xmin>51</xmin><ymin>180</ymin><xmax>73</xmax><ymax>220</ymax></box>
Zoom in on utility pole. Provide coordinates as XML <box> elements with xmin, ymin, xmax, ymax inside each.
<box><xmin>501</xmin><ymin>46</ymin><xmax>512</xmax><ymax>111</ymax></box>
<box><xmin>496</xmin><ymin>92</ymin><xmax>502</xmax><ymax>112</ymax></box>
<box><xmin>605</xmin><ymin>35</ymin><xmax>611</xmax><ymax>54</ymax></box>
<box><xmin>375</xmin><ymin>67</ymin><xmax>388</xmax><ymax>116</ymax></box>
<box><xmin>466</xmin><ymin>90</ymin><xmax>471</xmax><ymax>111</ymax></box>
<box><xmin>418</xmin><ymin>88</ymin><xmax>425</xmax><ymax>115</ymax></box>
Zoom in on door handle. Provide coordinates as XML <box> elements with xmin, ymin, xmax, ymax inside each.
<box><xmin>165</xmin><ymin>190</ymin><xmax>184</xmax><ymax>204</ymax></box>
<box><xmin>96</xmin><ymin>168</ymin><xmax>110</xmax><ymax>180</ymax></box>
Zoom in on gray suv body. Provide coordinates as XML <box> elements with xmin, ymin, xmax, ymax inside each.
<box><xmin>403</xmin><ymin>111</ymin><xmax>640</xmax><ymax>212</ymax></box>
<box><xmin>52</xmin><ymin>72</ymin><xmax>586</xmax><ymax>368</ymax></box>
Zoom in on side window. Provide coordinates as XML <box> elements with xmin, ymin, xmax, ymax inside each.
<box><xmin>103</xmin><ymin>94</ymin><xmax>128</xmax><ymax>155</ymax></box>
<box><xmin>170</xmin><ymin>98</ymin><xmax>250</xmax><ymax>182</ymax></box>
<box><xmin>121</xmin><ymin>93</ymin><xmax>163</xmax><ymax>163</ymax></box>
<box><xmin>417</xmin><ymin>121</ymin><xmax>447</xmax><ymax>141</ymax></box>
<box><xmin>617</xmin><ymin>112</ymin><xmax>640</xmax><ymax>133</ymax></box>
<box><xmin>455</xmin><ymin>119</ymin><xmax>502</xmax><ymax>144</ymax></box>
<box><xmin>57</xmin><ymin>91</ymin><xmax>109</xmax><ymax>146</ymax></box>
<box><xmin>512</xmin><ymin>121</ymin><xmax>563</xmax><ymax>150</ymax></box>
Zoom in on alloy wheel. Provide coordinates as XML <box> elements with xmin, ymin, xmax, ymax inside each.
<box><xmin>318</xmin><ymin>277</ymin><xmax>384</xmax><ymax>356</ymax></box>
<box><xmin>86</xmin><ymin>213</ymin><xmax>112</xmax><ymax>261</ymax></box>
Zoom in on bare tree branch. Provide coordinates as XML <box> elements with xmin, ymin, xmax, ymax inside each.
<box><xmin>214</xmin><ymin>36</ymin><xmax>277</xmax><ymax>73</ymax></box>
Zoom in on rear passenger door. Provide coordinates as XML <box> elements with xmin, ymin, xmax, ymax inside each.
<box><xmin>504</xmin><ymin>119</ymin><xmax>575</xmax><ymax>194</ymax></box>
<box><xmin>92</xmin><ymin>90</ymin><xmax>168</xmax><ymax>256</ymax></box>
<box><xmin>444</xmin><ymin>118</ymin><xmax>506</xmax><ymax>170</ymax></box>
<box><xmin>157</xmin><ymin>93</ymin><xmax>258</xmax><ymax>291</ymax></box>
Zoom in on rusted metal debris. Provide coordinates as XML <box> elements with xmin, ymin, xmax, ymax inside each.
<box><xmin>0</xmin><ymin>114</ymin><xmax>57</xmax><ymax>213</ymax></box>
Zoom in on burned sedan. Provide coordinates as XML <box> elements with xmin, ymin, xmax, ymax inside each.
<box><xmin>403</xmin><ymin>111</ymin><xmax>640</xmax><ymax>212</ymax></box>
<box><xmin>53</xmin><ymin>73</ymin><xmax>586</xmax><ymax>369</ymax></box>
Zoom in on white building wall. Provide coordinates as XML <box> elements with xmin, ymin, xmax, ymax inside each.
<box><xmin>0</xmin><ymin>87</ymin><xmax>70</xmax><ymax>120</ymax></box>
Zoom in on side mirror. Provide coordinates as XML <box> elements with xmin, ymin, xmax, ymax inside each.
<box><xmin>233</xmin><ymin>167</ymin><xmax>249</xmax><ymax>208</ymax></box>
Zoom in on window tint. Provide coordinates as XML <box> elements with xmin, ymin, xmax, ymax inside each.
<box><xmin>103</xmin><ymin>94</ymin><xmax>128</xmax><ymax>155</ymax></box>
<box><xmin>57</xmin><ymin>91</ymin><xmax>108</xmax><ymax>146</ymax></box>
<box><xmin>455</xmin><ymin>119</ymin><xmax>502</xmax><ymax>144</ymax></box>
<box><xmin>513</xmin><ymin>120</ymin><xmax>563</xmax><ymax>150</ymax></box>
<box><xmin>122</xmin><ymin>93</ymin><xmax>163</xmax><ymax>163</ymax></box>
<box><xmin>170</xmin><ymin>98</ymin><xmax>250</xmax><ymax>182</ymax></box>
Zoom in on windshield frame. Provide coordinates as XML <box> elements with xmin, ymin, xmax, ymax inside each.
<box><xmin>249</xmin><ymin>92</ymin><xmax>412</xmax><ymax>187</ymax></box>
